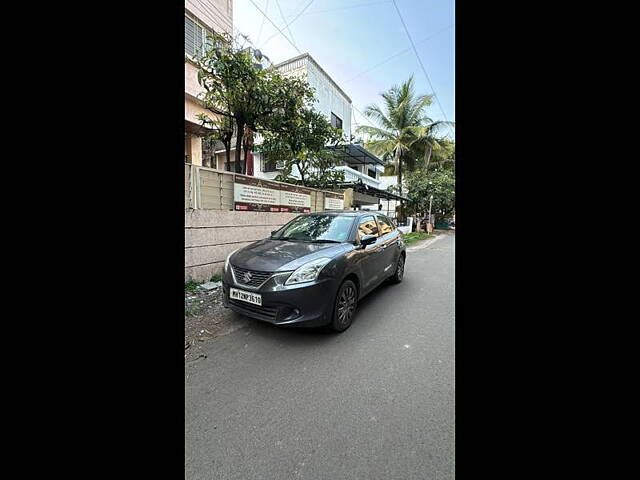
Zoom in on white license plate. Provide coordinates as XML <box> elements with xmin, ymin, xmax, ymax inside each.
<box><xmin>230</xmin><ymin>288</ymin><xmax>262</xmax><ymax>306</ymax></box>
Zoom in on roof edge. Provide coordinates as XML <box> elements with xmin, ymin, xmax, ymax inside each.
<box><xmin>274</xmin><ymin>53</ymin><xmax>353</xmax><ymax>104</ymax></box>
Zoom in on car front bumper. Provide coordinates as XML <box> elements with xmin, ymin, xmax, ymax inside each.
<box><xmin>222</xmin><ymin>270</ymin><xmax>339</xmax><ymax>327</ymax></box>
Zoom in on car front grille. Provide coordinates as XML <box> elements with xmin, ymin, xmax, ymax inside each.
<box><xmin>230</xmin><ymin>265</ymin><xmax>273</xmax><ymax>288</ymax></box>
<box><xmin>228</xmin><ymin>298</ymin><xmax>279</xmax><ymax>322</ymax></box>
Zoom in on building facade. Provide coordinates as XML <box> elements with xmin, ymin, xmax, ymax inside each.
<box><xmin>246</xmin><ymin>53</ymin><xmax>383</xmax><ymax>189</ymax></box>
<box><xmin>185</xmin><ymin>1</ymin><xmax>233</xmax><ymax>168</ymax></box>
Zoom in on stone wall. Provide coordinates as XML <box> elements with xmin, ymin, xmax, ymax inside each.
<box><xmin>185</xmin><ymin>210</ymin><xmax>299</xmax><ymax>281</ymax></box>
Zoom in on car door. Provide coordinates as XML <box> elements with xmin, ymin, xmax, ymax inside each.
<box><xmin>355</xmin><ymin>215</ymin><xmax>383</xmax><ymax>292</ymax></box>
<box><xmin>375</xmin><ymin>214</ymin><xmax>401</xmax><ymax>278</ymax></box>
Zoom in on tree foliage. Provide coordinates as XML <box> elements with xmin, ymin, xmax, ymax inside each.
<box><xmin>390</xmin><ymin>167</ymin><xmax>455</xmax><ymax>222</ymax></box>
<box><xmin>194</xmin><ymin>32</ymin><xmax>346</xmax><ymax>186</ymax></box>
<box><xmin>197</xmin><ymin>113</ymin><xmax>234</xmax><ymax>170</ymax></box>
<box><xmin>259</xmin><ymin>108</ymin><xmax>346</xmax><ymax>188</ymax></box>
<box><xmin>195</xmin><ymin>32</ymin><xmax>315</xmax><ymax>173</ymax></box>
<box><xmin>356</xmin><ymin>76</ymin><xmax>454</xmax><ymax>200</ymax></box>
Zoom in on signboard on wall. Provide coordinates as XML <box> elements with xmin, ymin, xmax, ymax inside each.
<box><xmin>280</xmin><ymin>184</ymin><xmax>312</xmax><ymax>213</ymax></box>
<box><xmin>234</xmin><ymin>176</ymin><xmax>281</xmax><ymax>212</ymax></box>
<box><xmin>233</xmin><ymin>174</ymin><xmax>344</xmax><ymax>213</ymax></box>
<box><xmin>324</xmin><ymin>192</ymin><xmax>344</xmax><ymax>210</ymax></box>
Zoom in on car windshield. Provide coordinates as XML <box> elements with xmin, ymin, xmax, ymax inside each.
<box><xmin>272</xmin><ymin>214</ymin><xmax>354</xmax><ymax>243</ymax></box>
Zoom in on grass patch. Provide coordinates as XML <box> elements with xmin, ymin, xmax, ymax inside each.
<box><xmin>210</xmin><ymin>274</ymin><xmax>222</xmax><ymax>282</ymax></box>
<box><xmin>402</xmin><ymin>232</ymin><xmax>436</xmax><ymax>246</ymax></box>
<box><xmin>185</xmin><ymin>280</ymin><xmax>201</xmax><ymax>293</ymax></box>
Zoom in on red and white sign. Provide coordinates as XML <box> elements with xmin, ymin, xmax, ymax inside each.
<box><xmin>234</xmin><ymin>176</ymin><xmax>281</xmax><ymax>212</ymax></box>
<box><xmin>279</xmin><ymin>184</ymin><xmax>311</xmax><ymax>213</ymax></box>
<box><xmin>324</xmin><ymin>192</ymin><xmax>344</xmax><ymax>210</ymax></box>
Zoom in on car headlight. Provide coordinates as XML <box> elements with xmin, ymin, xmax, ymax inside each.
<box><xmin>285</xmin><ymin>257</ymin><xmax>332</xmax><ymax>285</ymax></box>
<box><xmin>224</xmin><ymin>249</ymin><xmax>239</xmax><ymax>273</ymax></box>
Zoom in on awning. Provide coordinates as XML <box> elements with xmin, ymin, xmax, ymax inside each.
<box><xmin>326</xmin><ymin>144</ymin><xmax>385</xmax><ymax>167</ymax></box>
<box><xmin>185</xmin><ymin>119</ymin><xmax>212</xmax><ymax>137</ymax></box>
<box><xmin>338</xmin><ymin>181</ymin><xmax>410</xmax><ymax>203</ymax></box>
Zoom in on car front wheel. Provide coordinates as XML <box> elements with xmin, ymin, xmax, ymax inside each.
<box><xmin>389</xmin><ymin>255</ymin><xmax>405</xmax><ymax>283</ymax></box>
<box><xmin>330</xmin><ymin>280</ymin><xmax>358</xmax><ymax>332</ymax></box>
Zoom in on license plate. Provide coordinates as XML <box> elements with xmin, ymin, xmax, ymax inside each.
<box><xmin>229</xmin><ymin>288</ymin><xmax>262</xmax><ymax>306</ymax></box>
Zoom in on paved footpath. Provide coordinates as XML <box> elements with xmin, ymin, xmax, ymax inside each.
<box><xmin>185</xmin><ymin>233</ymin><xmax>455</xmax><ymax>480</ymax></box>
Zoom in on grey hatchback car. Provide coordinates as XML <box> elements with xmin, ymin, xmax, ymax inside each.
<box><xmin>222</xmin><ymin>211</ymin><xmax>406</xmax><ymax>332</ymax></box>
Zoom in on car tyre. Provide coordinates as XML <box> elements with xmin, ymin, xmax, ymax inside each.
<box><xmin>389</xmin><ymin>255</ymin><xmax>405</xmax><ymax>284</ymax></box>
<box><xmin>329</xmin><ymin>280</ymin><xmax>358</xmax><ymax>333</ymax></box>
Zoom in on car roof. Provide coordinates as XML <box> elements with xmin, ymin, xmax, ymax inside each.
<box><xmin>308</xmin><ymin>210</ymin><xmax>388</xmax><ymax>217</ymax></box>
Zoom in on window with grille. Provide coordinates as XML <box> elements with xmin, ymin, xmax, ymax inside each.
<box><xmin>185</xmin><ymin>14</ymin><xmax>213</xmax><ymax>58</ymax></box>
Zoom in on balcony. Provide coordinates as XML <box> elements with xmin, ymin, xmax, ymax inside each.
<box><xmin>333</xmin><ymin>165</ymin><xmax>380</xmax><ymax>188</ymax></box>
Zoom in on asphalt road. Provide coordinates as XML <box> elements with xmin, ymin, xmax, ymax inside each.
<box><xmin>185</xmin><ymin>233</ymin><xmax>455</xmax><ymax>480</ymax></box>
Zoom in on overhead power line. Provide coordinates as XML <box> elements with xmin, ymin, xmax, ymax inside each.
<box><xmin>247</xmin><ymin>0</ymin><xmax>302</xmax><ymax>54</ymax></box>
<box><xmin>256</xmin><ymin>0</ymin><xmax>270</xmax><ymax>45</ymax></box>
<box><xmin>391</xmin><ymin>0</ymin><xmax>454</xmax><ymax>136</ymax></box>
<box><xmin>284</xmin><ymin>0</ymin><xmax>391</xmax><ymax>18</ymax></box>
<box><xmin>344</xmin><ymin>23</ymin><xmax>454</xmax><ymax>84</ymax></box>
<box><xmin>352</xmin><ymin>104</ymin><xmax>378</xmax><ymax>130</ymax></box>
<box><xmin>275</xmin><ymin>0</ymin><xmax>297</xmax><ymax>48</ymax></box>
<box><xmin>261</xmin><ymin>0</ymin><xmax>315</xmax><ymax>48</ymax></box>
<box><xmin>245</xmin><ymin>0</ymin><xmax>377</xmax><ymax>134</ymax></box>
<box><xmin>197</xmin><ymin>1</ymin><xmax>257</xmax><ymax>52</ymax></box>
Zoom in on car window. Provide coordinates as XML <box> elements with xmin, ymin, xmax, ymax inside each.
<box><xmin>357</xmin><ymin>215</ymin><xmax>379</xmax><ymax>240</ymax></box>
<box><xmin>376</xmin><ymin>215</ymin><xmax>394</xmax><ymax>236</ymax></box>
<box><xmin>273</xmin><ymin>214</ymin><xmax>353</xmax><ymax>242</ymax></box>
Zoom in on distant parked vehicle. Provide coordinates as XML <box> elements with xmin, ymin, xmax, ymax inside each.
<box><xmin>222</xmin><ymin>211</ymin><xmax>407</xmax><ymax>332</ymax></box>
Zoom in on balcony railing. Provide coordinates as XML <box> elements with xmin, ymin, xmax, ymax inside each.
<box><xmin>333</xmin><ymin>165</ymin><xmax>380</xmax><ymax>188</ymax></box>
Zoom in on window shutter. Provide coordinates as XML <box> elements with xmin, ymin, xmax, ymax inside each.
<box><xmin>195</xmin><ymin>23</ymin><xmax>203</xmax><ymax>56</ymax></box>
<box><xmin>185</xmin><ymin>16</ymin><xmax>195</xmax><ymax>55</ymax></box>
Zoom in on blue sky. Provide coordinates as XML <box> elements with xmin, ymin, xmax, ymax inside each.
<box><xmin>233</xmin><ymin>0</ymin><xmax>455</xmax><ymax>139</ymax></box>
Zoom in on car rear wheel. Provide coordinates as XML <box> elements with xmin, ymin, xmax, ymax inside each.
<box><xmin>329</xmin><ymin>280</ymin><xmax>358</xmax><ymax>332</ymax></box>
<box><xmin>389</xmin><ymin>255</ymin><xmax>405</xmax><ymax>284</ymax></box>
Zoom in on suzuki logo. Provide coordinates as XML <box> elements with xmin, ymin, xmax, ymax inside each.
<box><xmin>243</xmin><ymin>271</ymin><xmax>253</xmax><ymax>283</ymax></box>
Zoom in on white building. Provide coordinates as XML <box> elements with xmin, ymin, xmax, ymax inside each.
<box><xmin>249</xmin><ymin>53</ymin><xmax>384</xmax><ymax>190</ymax></box>
<box><xmin>276</xmin><ymin>53</ymin><xmax>352</xmax><ymax>138</ymax></box>
<box><xmin>216</xmin><ymin>53</ymin><xmax>384</xmax><ymax>188</ymax></box>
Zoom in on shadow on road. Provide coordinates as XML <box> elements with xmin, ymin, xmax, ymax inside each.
<box><xmin>227</xmin><ymin>280</ymin><xmax>401</xmax><ymax>346</ymax></box>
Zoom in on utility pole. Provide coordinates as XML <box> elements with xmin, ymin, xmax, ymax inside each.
<box><xmin>428</xmin><ymin>195</ymin><xmax>434</xmax><ymax>233</ymax></box>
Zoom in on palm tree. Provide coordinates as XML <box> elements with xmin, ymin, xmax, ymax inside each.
<box><xmin>356</xmin><ymin>76</ymin><xmax>434</xmax><ymax>199</ymax></box>
<box><xmin>411</xmin><ymin>122</ymin><xmax>455</xmax><ymax>171</ymax></box>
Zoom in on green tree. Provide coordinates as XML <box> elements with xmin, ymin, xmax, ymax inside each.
<box><xmin>409</xmin><ymin>123</ymin><xmax>454</xmax><ymax>172</ymax></box>
<box><xmin>394</xmin><ymin>167</ymin><xmax>455</xmax><ymax>224</ymax></box>
<box><xmin>197</xmin><ymin>113</ymin><xmax>234</xmax><ymax>170</ymax></box>
<box><xmin>195</xmin><ymin>32</ymin><xmax>314</xmax><ymax>173</ymax></box>
<box><xmin>259</xmin><ymin>108</ymin><xmax>346</xmax><ymax>188</ymax></box>
<box><xmin>428</xmin><ymin>138</ymin><xmax>455</xmax><ymax>167</ymax></box>
<box><xmin>356</xmin><ymin>76</ymin><xmax>434</xmax><ymax>198</ymax></box>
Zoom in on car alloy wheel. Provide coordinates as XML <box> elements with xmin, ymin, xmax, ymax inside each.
<box><xmin>331</xmin><ymin>280</ymin><xmax>357</xmax><ymax>332</ymax></box>
<box><xmin>391</xmin><ymin>255</ymin><xmax>405</xmax><ymax>283</ymax></box>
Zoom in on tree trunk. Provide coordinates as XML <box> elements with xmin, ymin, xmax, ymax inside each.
<box><xmin>424</xmin><ymin>145</ymin><xmax>432</xmax><ymax>170</ymax></box>
<box><xmin>224</xmin><ymin>142</ymin><xmax>231</xmax><ymax>171</ymax></box>
<box><xmin>242</xmin><ymin>143</ymin><xmax>248</xmax><ymax>175</ymax></box>
<box><xmin>234</xmin><ymin>119</ymin><xmax>243</xmax><ymax>172</ymax></box>
<box><xmin>296</xmin><ymin>160</ymin><xmax>306</xmax><ymax>186</ymax></box>
<box><xmin>394</xmin><ymin>147</ymin><xmax>402</xmax><ymax>196</ymax></box>
<box><xmin>395</xmin><ymin>147</ymin><xmax>403</xmax><ymax>221</ymax></box>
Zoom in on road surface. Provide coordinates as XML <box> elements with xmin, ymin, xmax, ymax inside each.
<box><xmin>185</xmin><ymin>233</ymin><xmax>455</xmax><ymax>479</ymax></box>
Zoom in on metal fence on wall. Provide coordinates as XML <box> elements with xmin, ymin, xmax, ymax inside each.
<box><xmin>185</xmin><ymin>164</ymin><xmax>344</xmax><ymax>212</ymax></box>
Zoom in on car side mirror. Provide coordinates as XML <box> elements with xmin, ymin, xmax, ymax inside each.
<box><xmin>360</xmin><ymin>234</ymin><xmax>377</xmax><ymax>248</ymax></box>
